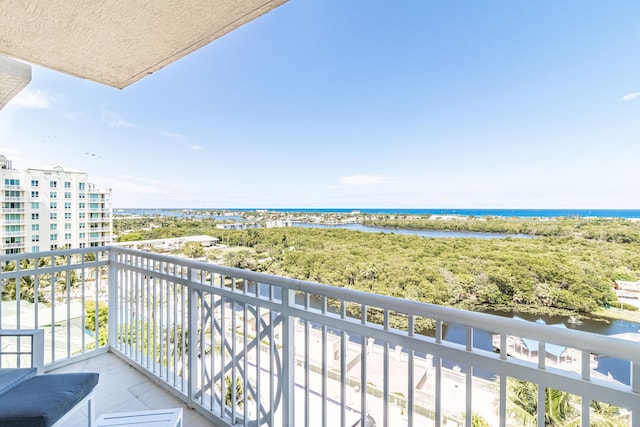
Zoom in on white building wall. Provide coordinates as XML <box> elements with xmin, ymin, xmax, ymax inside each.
<box><xmin>0</xmin><ymin>160</ymin><xmax>112</xmax><ymax>254</ymax></box>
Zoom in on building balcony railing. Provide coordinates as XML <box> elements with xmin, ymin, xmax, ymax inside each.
<box><xmin>88</xmin><ymin>216</ymin><xmax>110</xmax><ymax>223</ymax></box>
<box><xmin>0</xmin><ymin>207</ymin><xmax>24</xmax><ymax>213</ymax></box>
<box><xmin>2</xmin><ymin>241</ymin><xmax>25</xmax><ymax>248</ymax></box>
<box><xmin>0</xmin><ymin>247</ymin><xmax>639</xmax><ymax>427</ymax></box>
<box><xmin>1</xmin><ymin>185</ymin><xmax>23</xmax><ymax>191</ymax></box>
<box><xmin>0</xmin><ymin>220</ymin><xmax>25</xmax><ymax>226</ymax></box>
<box><xmin>2</xmin><ymin>196</ymin><xmax>24</xmax><ymax>202</ymax></box>
<box><xmin>3</xmin><ymin>230</ymin><xmax>24</xmax><ymax>237</ymax></box>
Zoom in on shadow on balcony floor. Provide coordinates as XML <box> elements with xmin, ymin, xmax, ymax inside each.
<box><xmin>50</xmin><ymin>352</ymin><xmax>213</xmax><ymax>427</ymax></box>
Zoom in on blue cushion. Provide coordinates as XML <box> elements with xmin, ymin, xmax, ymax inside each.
<box><xmin>0</xmin><ymin>368</ymin><xmax>36</xmax><ymax>396</ymax></box>
<box><xmin>0</xmin><ymin>372</ymin><xmax>99</xmax><ymax>427</ymax></box>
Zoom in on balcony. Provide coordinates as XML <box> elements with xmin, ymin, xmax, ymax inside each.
<box><xmin>88</xmin><ymin>216</ymin><xmax>110</xmax><ymax>223</ymax></box>
<box><xmin>89</xmin><ymin>207</ymin><xmax>111</xmax><ymax>213</ymax></box>
<box><xmin>1</xmin><ymin>207</ymin><xmax>24</xmax><ymax>213</ymax></box>
<box><xmin>1</xmin><ymin>247</ymin><xmax>639</xmax><ymax>426</ymax></box>
<box><xmin>0</xmin><ymin>219</ymin><xmax>25</xmax><ymax>226</ymax></box>
<box><xmin>1</xmin><ymin>185</ymin><xmax>23</xmax><ymax>191</ymax></box>
<box><xmin>3</xmin><ymin>230</ymin><xmax>24</xmax><ymax>237</ymax></box>
<box><xmin>2</xmin><ymin>241</ymin><xmax>25</xmax><ymax>248</ymax></box>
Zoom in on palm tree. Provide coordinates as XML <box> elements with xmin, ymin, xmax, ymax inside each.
<box><xmin>507</xmin><ymin>378</ymin><xmax>629</xmax><ymax>426</ymax></box>
<box><xmin>1</xmin><ymin>259</ymin><xmax>50</xmax><ymax>303</ymax></box>
<box><xmin>218</xmin><ymin>373</ymin><xmax>252</xmax><ymax>409</ymax></box>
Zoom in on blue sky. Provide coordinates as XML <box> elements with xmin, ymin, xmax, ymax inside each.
<box><xmin>2</xmin><ymin>1</ymin><xmax>640</xmax><ymax>209</ymax></box>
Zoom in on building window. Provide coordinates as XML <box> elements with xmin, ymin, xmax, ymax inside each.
<box><xmin>79</xmin><ymin>232</ymin><xmax>85</xmax><ymax>238</ymax></box>
<box><xmin>50</xmin><ymin>181</ymin><xmax>57</xmax><ymax>188</ymax></box>
<box><xmin>79</xmin><ymin>183</ymin><xmax>86</xmax><ymax>191</ymax></box>
<box><xmin>64</xmin><ymin>202</ymin><xmax>71</xmax><ymax>209</ymax></box>
<box><xmin>64</xmin><ymin>192</ymin><xmax>71</xmax><ymax>199</ymax></box>
<box><xmin>79</xmin><ymin>193</ymin><xmax>85</xmax><ymax>199</ymax></box>
<box><xmin>64</xmin><ymin>182</ymin><xmax>71</xmax><ymax>189</ymax></box>
<box><xmin>50</xmin><ymin>234</ymin><xmax>57</xmax><ymax>241</ymax></box>
<box><xmin>50</xmin><ymin>202</ymin><xmax>57</xmax><ymax>209</ymax></box>
<box><xmin>79</xmin><ymin>223</ymin><xmax>86</xmax><ymax>229</ymax></box>
<box><xmin>65</xmin><ymin>223</ymin><xmax>71</xmax><ymax>230</ymax></box>
<box><xmin>31</xmin><ymin>235</ymin><xmax>39</xmax><ymax>242</ymax></box>
<box><xmin>31</xmin><ymin>224</ymin><xmax>39</xmax><ymax>231</ymax></box>
<box><xmin>31</xmin><ymin>191</ymin><xmax>39</xmax><ymax>198</ymax></box>
<box><xmin>50</xmin><ymin>191</ymin><xmax>57</xmax><ymax>198</ymax></box>
<box><xmin>79</xmin><ymin>212</ymin><xmax>85</xmax><ymax>219</ymax></box>
<box><xmin>31</xmin><ymin>213</ymin><xmax>39</xmax><ymax>220</ymax></box>
<box><xmin>31</xmin><ymin>180</ymin><xmax>39</xmax><ymax>187</ymax></box>
<box><xmin>4</xmin><ymin>179</ymin><xmax>20</xmax><ymax>186</ymax></box>
<box><xmin>50</xmin><ymin>213</ymin><xmax>57</xmax><ymax>220</ymax></box>
<box><xmin>79</xmin><ymin>202</ymin><xmax>85</xmax><ymax>209</ymax></box>
<box><xmin>50</xmin><ymin>244</ymin><xmax>57</xmax><ymax>250</ymax></box>
<box><xmin>50</xmin><ymin>224</ymin><xmax>57</xmax><ymax>230</ymax></box>
<box><xmin>64</xmin><ymin>213</ymin><xmax>71</xmax><ymax>219</ymax></box>
<box><xmin>79</xmin><ymin>243</ymin><xmax>86</xmax><ymax>248</ymax></box>
<box><xmin>32</xmin><ymin>246</ymin><xmax>40</xmax><ymax>252</ymax></box>
<box><xmin>64</xmin><ymin>233</ymin><xmax>71</xmax><ymax>240</ymax></box>
<box><xmin>31</xmin><ymin>202</ymin><xmax>39</xmax><ymax>209</ymax></box>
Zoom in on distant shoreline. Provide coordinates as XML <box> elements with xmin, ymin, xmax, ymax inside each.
<box><xmin>114</xmin><ymin>208</ymin><xmax>640</xmax><ymax>219</ymax></box>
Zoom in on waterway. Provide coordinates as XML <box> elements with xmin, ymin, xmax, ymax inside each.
<box><xmin>441</xmin><ymin>310</ymin><xmax>639</xmax><ymax>384</ymax></box>
<box><xmin>292</xmin><ymin>222</ymin><xmax>535</xmax><ymax>239</ymax></box>
<box><xmin>252</xmin><ymin>280</ymin><xmax>639</xmax><ymax>384</ymax></box>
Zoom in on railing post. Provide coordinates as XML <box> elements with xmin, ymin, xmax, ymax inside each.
<box><xmin>107</xmin><ymin>248</ymin><xmax>118</xmax><ymax>348</ymax></box>
<box><xmin>32</xmin><ymin>329</ymin><xmax>44</xmax><ymax>374</ymax></box>
<box><xmin>187</xmin><ymin>267</ymin><xmax>198</xmax><ymax>409</ymax></box>
<box><xmin>633</xmin><ymin>362</ymin><xmax>640</xmax><ymax>427</ymax></box>
<box><xmin>282</xmin><ymin>288</ymin><xmax>296</xmax><ymax>425</ymax></box>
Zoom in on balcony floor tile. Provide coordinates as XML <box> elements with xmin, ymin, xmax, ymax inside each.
<box><xmin>49</xmin><ymin>351</ymin><xmax>214</xmax><ymax>426</ymax></box>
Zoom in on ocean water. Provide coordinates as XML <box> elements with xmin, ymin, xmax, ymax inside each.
<box><xmin>116</xmin><ymin>208</ymin><xmax>640</xmax><ymax>219</ymax></box>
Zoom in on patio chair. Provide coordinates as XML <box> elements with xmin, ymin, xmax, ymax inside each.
<box><xmin>0</xmin><ymin>329</ymin><xmax>99</xmax><ymax>427</ymax></box>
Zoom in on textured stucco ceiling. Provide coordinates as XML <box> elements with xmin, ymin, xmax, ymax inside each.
<box><xmin>0</xmin><ymin>56</ymin><xmax>31</xmax><ymax>110</ymax></box>
<box><xmin>0</xmin><ymin>0</ymin><xmax>287</xmax><ymax>89</ymax></box>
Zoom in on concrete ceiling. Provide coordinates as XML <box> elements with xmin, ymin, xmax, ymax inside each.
<box><xmin>0</xmin><ymin>56</ymin><xmax>31</xmax><ymax>110</ymax></box>
<box><xmin>0</xmin><ymin>0</ymin><xmax>288</xmax><ymax>90</ymax></box>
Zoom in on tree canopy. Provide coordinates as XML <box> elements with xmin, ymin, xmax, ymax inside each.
<box><xmin>112</xmin><ymin>215</ymin><xmax>640</xmax><ymax>316</ymax></box>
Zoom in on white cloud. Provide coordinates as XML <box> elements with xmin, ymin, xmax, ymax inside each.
<box><xmin>9</xmin><ymin>88</ymin><xmax>53</xmax><ymax>109</ymax></box>
<box><xmin>621</xmin><ymin>92</ymin><xmax>640</xmax><ymax>101</ymax></box>
<box><xmin>101</xmin><ymin>110</ymin><xmax>134</xmax><ymax>128</ymax></box>
<box><xmin>190</xmin><ymin>145</ymin><xmax>205</xmax><ymax>151</ymax></box>
<box><xmin>101</xmin><ymin>110</ymin><xmax>183</xmax><ymax>139</ymax></box>
<box><xmin>339</xmin><ymin>174</ymin><xmax>386</xmax><ymax>186</ymax></box>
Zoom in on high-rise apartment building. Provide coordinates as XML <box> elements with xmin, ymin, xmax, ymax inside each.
<box><xmin>0</xmin><ymin>155</ymin><xmax>112</xmax><ymax>254</ymax></box>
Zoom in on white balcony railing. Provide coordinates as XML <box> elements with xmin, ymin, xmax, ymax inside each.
<box><xmin>88</xmin><ymin>216</ymin><xmax>110</xmax><ymax>223</ymax></box>
<box><xmin>3</xmin><ymin>230</ymin><xmax>24</xmax><ymax>237</ymax></box>
<box><xmin>2</xmin><ymin>241</ymin><xmax>25</xmax><ymax>248</ymax></box>
<box><xmin>0</xmin><ymin>247</ymin><xmax>639</xmax><ymax>427</ymax></box>
<box><xmin>1</xmin><ymin>219</ymin><xmax>25</xmax><ymax>226</ymax></box>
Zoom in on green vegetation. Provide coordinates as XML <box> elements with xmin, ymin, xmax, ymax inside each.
<box><xmin>507</xmin><ymin>378</ymin><xmax>628</xmax><ymax>426</ymax></box>
<box><xmin>182</xmin><ymin>241</ymin><xmax>205</xmax><ymax>259</ymax></box>
<box><xmin>113</xmin><ymin>215</ymin><xmax>640</xmax><ymax>317</ymax></box>
<box><xmin>1</xmin><ymin>255</ymin><xmax>82</xmax><ymax>303</ymax></box>
<box><xmin>363</xmin><ymin>216</ymin><xmax>640</xmax><ymax>244</ymax></box>
<box><xmin>85</xmin><ymin>301</ymin><xmax>108</xmax><ymax>347</ymax></box>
